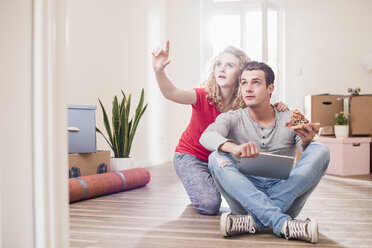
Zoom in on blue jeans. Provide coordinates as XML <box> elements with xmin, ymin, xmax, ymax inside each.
<box><xmin>208</xmin><ymin>142</ymin><xmax>330</xmax><ymax>236</ymax></box>
<box><xmin>174</xmin><ymin>153</ymin><xmax>222</xmax><ymax>215</ymax></box>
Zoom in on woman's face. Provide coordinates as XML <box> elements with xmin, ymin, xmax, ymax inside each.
<box><xmin>214</xmin><ymin>52</ymin><xmax>241</xmax><ymax>89</ymax></box>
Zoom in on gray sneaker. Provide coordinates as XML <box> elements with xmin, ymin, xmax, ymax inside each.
<box><xmin>220</xmin><ymin>212</ymin><xmax>256</xmax><ymax>237</ymax></box>
<box><xmin>283</xmin><ymin>218</ymin><xmax>319</xmax><ymax>243</ymax></box>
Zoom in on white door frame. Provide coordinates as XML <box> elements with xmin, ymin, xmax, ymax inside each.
<box><xmin>1</xmin><ymin>0</ymin><xmax>69</xmax><ymax>247</ymax></box>
<box><xmin>33</xmin><ymin>0</ymin><xmax>69</xmax><ymax>247</ymax></box>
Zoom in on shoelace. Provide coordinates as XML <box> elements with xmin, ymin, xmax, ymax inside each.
<box><xmin>230</xmin><ymin>215</ymin><xmax>256</xmax><ymax>234</ymax></box>
<box><xmin>285</xmin><ymin>219</ymin><xmax>310</xmax><ymax>241</ymax></box>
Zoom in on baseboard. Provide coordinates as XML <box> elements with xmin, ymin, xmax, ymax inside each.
<box><xmin>134</xmin><ymin>157</ymin><xmax>173</xmax><ymax>168</ymax></box>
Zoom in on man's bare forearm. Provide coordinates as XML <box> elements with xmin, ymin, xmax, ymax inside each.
<box><xmin>219</xmin><ymin>141</ymin><xmax>237</xmax><ymax>153</ymax></box>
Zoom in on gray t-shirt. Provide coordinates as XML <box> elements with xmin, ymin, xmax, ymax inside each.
<box><xmin>199</xmin><ymin>107</ymin><xmax>302</xmax><ymax>160</ymax></box>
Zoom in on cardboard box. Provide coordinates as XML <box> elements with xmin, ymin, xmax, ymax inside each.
<box><xmin>304</xmin><ymin>94</ymin><xmax>344</xmax><ymax>134</ymax></box>
<box><xmin>370</xmin><ymin>144</ymin><xmax>372</xmax><ymax>173</ymax></box>
<box><xmin>68</xmin><ymin>150</ymin><xmax>110</xmax><ymax>178</ymax></box>
<box><xmin>349</xmin><ymin>95</ymin><xmax>372</xmax><ymax>136</ymax></box>
<box><xmin>316</xmin><ymin>137</ymin><xmax>371</xmax><ymax>176</ymax></box>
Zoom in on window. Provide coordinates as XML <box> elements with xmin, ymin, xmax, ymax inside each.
<box><xmin>201</xmin><ymin>0</ymin><xmax>282</xmax><ymax>102</ymax></box>
<box><xmin>208</xmin><ymin>15</ymin><xmax>241</xmax><ymax>56</ymax></box>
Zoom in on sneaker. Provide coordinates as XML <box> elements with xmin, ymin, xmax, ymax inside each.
<box><xmin>283</xmin><ymin>218</ymin><xmax>318</xmax><ymax>243</ymax></box>
<box><xmin>220</xmin><ymin>212</ymin><xmax>256</xmax><ymax>237</ymax></box>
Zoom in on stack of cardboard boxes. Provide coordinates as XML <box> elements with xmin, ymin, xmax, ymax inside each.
<box><xmin>67</xmin><ymin>105</ymin><xmax>110</xmax><ymax>178</ymax></box>
<box><xmin>349</xmin><ymin>95</ymin><xmax>372</xmax><ymax>173</ymax></box>
<box><xmin>349</xmin><ymin>95</ymin><xmax>372</xmax><ymax>137</ymax></box>
<box><xmin>305</xmin><ymin>94</ymin><xmax>372</xmax><ymax>174</ymax></box>
<box><xmin>304</xmin><ymin>94</ymin><xmax>344</xmax><ymax>132</ymax></box>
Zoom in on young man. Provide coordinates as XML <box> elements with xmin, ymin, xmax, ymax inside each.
<box><xmin>199</xmin><ymin>61</ymin><xmax>330</xmax><ymax>243</ymax></box>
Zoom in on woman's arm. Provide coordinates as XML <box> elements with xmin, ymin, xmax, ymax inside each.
<box><xmin>152</xmin><ymin>41</ymin><xmax>196</xmax><ymax>105</ymax></box>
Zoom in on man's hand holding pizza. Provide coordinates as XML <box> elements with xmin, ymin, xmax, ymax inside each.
<box><xmin>286</xmin><ymin>109</ymin><xmax>320</xmax><ymax>150</ymax></box>
<box><xmin>294</xmin><ymin>123</ymin><xmax>319</xmax><ymax>150</ymax></box>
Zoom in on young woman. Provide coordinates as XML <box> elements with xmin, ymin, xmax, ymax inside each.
<box><xmin>152</xmin><ymin>41</ymin><xmax>287</xmax><ymax>215</ymax></box>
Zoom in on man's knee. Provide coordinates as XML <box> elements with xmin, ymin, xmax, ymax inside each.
<box><xmin>208</xmin><ymin>151</ymin><xmax>218</xmax><ymax>162</ymax></box>
<box><xmin>308</xmin><ymin>143</ymin><xmax>330</xmax><ymax>172</ymax></box>
<box><xmin>316</xmin><ymin>143</ymin><xmax>330</xmax><ymax>158</ymax></box>
<box><xmin>315</xmin><ymin>143</ymin><xmax>330</xmax><ymax>168</ymax></box>
<box><xmin>208</xmin><ymin>151</ymin><xmax>218</xmax><ymax>171</ymax></box>
<box><xmin>208</xmin><ymin>151</ymin><xmax>233</xmax><ymax>172</ymax></box>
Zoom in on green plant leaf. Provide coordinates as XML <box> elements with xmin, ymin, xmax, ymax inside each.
<box><xmin>128</xmin><ymin>89</ymin><xmax>148</xmax><ymax>154</ymax></box>
<box><xmin>97</xmin><ymin>89</ymin><xmax>147</xmax><ymax>158</ymax></box>
<box><xmin>128</xmin><ymin>103</ymin><xmax>148</xmax><ymax>153</ymax></box>
<box><xmin>134</xmin><ymin>89</ymin><xmax>144</xmax><ymax>117</ymax></box>
<box><xmin>119</xmin><ymin>91</ymin><xmax>126</xmax><ymax>118</ymax></box>
<box><xmin>123</xmin><ymin>94</ymin><xmax>131</xmax><ymax>157</ymax></box>
<box><xmin>117</xmin><ymin>95</ymin><xmax>125</xmax><ymax>157</ymax></box>
<box><xmin>123</xmin><ymin>119</ymin><xmax>133</xmax><ymax>157</ymax></box>
<box><xmin>112</xmin><ymin>96</ymin><xmax>120</xmax><ymax>142</ymax></box>
<box><xmin>126</xmin><ymin>94</ymin><xmax>132</xmax><ymax>119</ymax></box>
<box><xmin>96</xmin><ymin>127</ymin><xmax>114</xmax><ymax>151</ymax></box>
<box><xmin>112</xmin><ymin>133</ymin><xmax>118</xmax><ymax>157</ymax></box>
<box><xmin>98</xmin><ymin>98</ymin><xmax>114</xmax><ymax>148</ymax></box>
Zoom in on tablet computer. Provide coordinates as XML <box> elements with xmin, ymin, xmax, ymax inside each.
<box><xmin>239</xmin><ymin>152</ymin><xmax>295</xmax><ymax>179</ymax></box>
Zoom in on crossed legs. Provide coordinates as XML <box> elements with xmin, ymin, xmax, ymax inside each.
<box><xmin>208</xmin><ymin>143</ymin><xmax>330</xmax><ymax>236</ymax></box>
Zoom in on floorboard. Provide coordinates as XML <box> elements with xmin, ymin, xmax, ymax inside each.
<box><xmin>70</xmin><ymin>163</ymin><xmax>372</xmax><ymax>248</ymax></box>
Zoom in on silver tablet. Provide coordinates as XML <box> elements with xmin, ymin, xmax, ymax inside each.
<box><xmin>239</xmin><ymin>152</ymin><xmax>295</xmax><ymax>179</ymax></box>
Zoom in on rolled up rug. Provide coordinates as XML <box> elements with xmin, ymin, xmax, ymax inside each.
<box><xmin>69</xmin><ymin>167</ymin><xmax>151</xmax><ymax>203</ymax></box>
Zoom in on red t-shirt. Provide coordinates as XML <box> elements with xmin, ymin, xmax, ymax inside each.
<box><xmin>175</xmin><ymin>88</ymin><xmax>220</xmax><ymax>161</ymax></box>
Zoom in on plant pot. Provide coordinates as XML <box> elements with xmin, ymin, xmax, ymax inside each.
<box><xmin>110</xmin><ymin>157</ymin><xmax>135</xmax><ymax>171</ymax></box>
<box><xmin>334</xmin><ymin>125</ymin><xmax>349</xmax><ymax>138</ymax></box>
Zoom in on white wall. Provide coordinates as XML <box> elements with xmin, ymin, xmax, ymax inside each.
<box><xmin>167</xmin><ymin>0</ymin><xmax>202</xmax><ymax>154</ymax></box>
<box><xmin>66</xmin><ymin>0</ymin><xmax>170</xmax><ymax>165</ymax></box>
<box><xmin>65</xmin><ymin>0</ymin><xmax>204</xmax><ymax>166</ymax></box>
<box><xmin>274</xmin><ymin>0</ymin><xmax>372</xmax><ymax>110</ymax></box>
<box><xmin>0</xmin><ymin>1</ymin><xmax>34</xmax><ymax>247</ymax></box>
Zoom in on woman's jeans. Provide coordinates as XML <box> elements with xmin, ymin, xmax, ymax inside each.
<box><xmin>208</xmin><ymin>142</ymin><xmax>330</xmax><ymax>236</ymax></box>
<box><xmin>174</xmin><ymin>153</ymin><xmax>221</xmax><ymax>215</ymax></box>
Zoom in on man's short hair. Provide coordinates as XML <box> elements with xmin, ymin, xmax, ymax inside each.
<box><xmin>240</xmin><ymin>61</ymin><xmax>275</xmax><ymax>87</ymax></box>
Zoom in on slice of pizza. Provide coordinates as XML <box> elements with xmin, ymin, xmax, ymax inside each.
<box><xmin>286</xmin><ymin>109</ymin><xmax>320</xmax><ymax>129</ymax></box>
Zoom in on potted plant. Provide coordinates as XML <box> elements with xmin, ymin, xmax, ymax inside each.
<box><xmin>334</xmin><ymin>111</ymin><xmax>349</xmax><ymax>138</ymax></box>
<box><xmin>96</xmin><ymin>89</ymin><xmax>148</xmax><ymax>170</ymax></box>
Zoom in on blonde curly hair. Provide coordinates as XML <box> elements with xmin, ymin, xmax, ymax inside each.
<box><xmin>200</xmin><ymin>46</ymin><xmax>251</xmax><ymax>111</ymax></box>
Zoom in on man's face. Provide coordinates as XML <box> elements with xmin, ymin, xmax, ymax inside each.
<box><xmin>240</xmin><ymin>69</ymin><xmax>274</xmax><ymax>108</ymax></box>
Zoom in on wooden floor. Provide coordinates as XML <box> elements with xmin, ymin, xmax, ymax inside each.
<box><xmin>70</xmin><ymin>163</ymin><xmax>372</xmax><ymax>248</ymax></box>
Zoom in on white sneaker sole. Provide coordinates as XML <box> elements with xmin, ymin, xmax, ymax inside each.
<box><xmin>310</xmin><ymin>218</ymin><xmax>319</xmax><ymax>243</ymax></box>
<box><xmin>220</xmin><ymin>212</ymin><xmax>230</xmax><ymax>237</ymax></box>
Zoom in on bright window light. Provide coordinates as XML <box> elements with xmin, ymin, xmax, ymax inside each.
<box><xmin>202</xmin><ymin>0</ymin><xmax>282</xmax><ymax>101</ymax></box>
<box><xmin>208</xmin><ymin>15</ymin><xmax>241</xmax><ymax>56</ymax></box>
<box><xmin>245</xmin><ymin>10</ymin><xmax>262</xmax><ymax>61</ymax></box>
<box><xmin>267</xmin><ymin>8</ymin><xmax>279</xmax><ymax>100</ymax></box>
<box><xmin>268</xmin><ymin>8</ymin><xmax>278</xmax><ymax>74</ymax></box>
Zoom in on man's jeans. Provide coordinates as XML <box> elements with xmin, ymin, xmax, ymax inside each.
<box><xmin>208</xmin><ymin>142</ymin><xmax>330</xmax><ymax>236</ymax></box>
